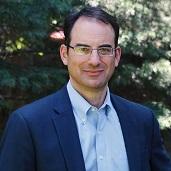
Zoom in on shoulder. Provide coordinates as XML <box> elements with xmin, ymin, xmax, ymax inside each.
<box><xmin>110</xmin><ymin>93</ymin><xmax>160</xmax><ymax>140</ymax></box>
<box><xmin>110</xmin><ymin>93</ymin><xmax>155</xmax><ymax>123</ymax></box>
<box><xmin>111</xmin><ymin>93</ymin><xmax>151</xmax><ymax>111</ymax></box>
<box><xmin>11</xmin><ymin>85</ymin><xmax>68</xmax><ymax>121</ymax></box>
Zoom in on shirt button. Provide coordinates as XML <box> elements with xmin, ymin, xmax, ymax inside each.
<box><xmin>99</xmin><ymin>155</ymin><xmax>104</xmax><ymax>160</ymax></box>
<box><xmin>91</xmin><ymin>107</ymin><xmax>98</xmax><ymax>111</ymax></box>
<box><xmin>81</xmin><ymin>119</ymin><xmax>86</xmax><ymax>125</ymax></box>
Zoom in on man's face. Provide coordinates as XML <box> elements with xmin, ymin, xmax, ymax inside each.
<box><xmin>60</xmin><ymin>16</ymin><xmax>121</xmax><ymax>92</ymax></box>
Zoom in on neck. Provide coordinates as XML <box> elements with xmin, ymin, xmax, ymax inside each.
<box><xmin>70</xmin><ymin>81</ymin><xmax>108</xmax><ymax>108</ymax></box>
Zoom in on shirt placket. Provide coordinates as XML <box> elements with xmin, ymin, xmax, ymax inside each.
<box><xmin>96</xmin><ymin>108</ymin><xmax>107</xmax><ymax>171</ymax></box>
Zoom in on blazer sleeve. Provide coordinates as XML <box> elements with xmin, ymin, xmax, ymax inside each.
<box><xmin>150</xmin><ymin>113</ymin><xmax>171</xmax><ymax>171</ymax></box>
<box><xmin>0</xmin><ymin>112</ymin><xmax>36</xmax><ymax>171</ymax></box>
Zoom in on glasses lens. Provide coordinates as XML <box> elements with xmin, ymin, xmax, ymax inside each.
<box><xmin>98</xmin><ymin>47</ymin><xmax>113</xmax><ymax>56</ymax></box>
<box><xmin>75</xmin><ymin>46</ymin><xmax>91</xmax><ymax>55</ymax></box>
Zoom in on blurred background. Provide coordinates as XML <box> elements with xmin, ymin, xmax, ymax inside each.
<box><xmin>0</xmin><ymin>0</ymin><xmax>171</xmax><ymax>154</ymax></box>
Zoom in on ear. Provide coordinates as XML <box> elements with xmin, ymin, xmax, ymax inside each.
<box><xmin>60</xmin><ymin>44</ymin><xmax>68</xmax><ymax>65</ymax></box>
<box><xmin>114</xmin><ymin>47</ymin><xmax>121</xmax><ymax>67</ymax></box>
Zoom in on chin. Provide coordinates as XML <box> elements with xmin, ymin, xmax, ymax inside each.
<box><xmin>85</xmin><ymin>82</ymin><xmax>107</xmax><ymax>89</ymax></box>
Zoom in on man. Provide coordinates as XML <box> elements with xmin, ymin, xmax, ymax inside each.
<box><xmin>0</xmin><ymin>6</ymin><xmax>171</xmax><ymax>171</ymax></box>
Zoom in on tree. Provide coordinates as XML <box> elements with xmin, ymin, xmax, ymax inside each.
<box><xmin>0</xmin><ymin>0</ymin><xmax>85</xmax><ymax>132</ymax></box>
<box><xmin>0</xmin><ymin>0</ymin><xmax>84</xmax><ymax>57</ymax></box>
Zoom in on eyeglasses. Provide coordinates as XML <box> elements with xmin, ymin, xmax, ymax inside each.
<box><xmin>68</xmin><ymin>45</ymin><xmax>116</xmax><ymax>57</ymax></box>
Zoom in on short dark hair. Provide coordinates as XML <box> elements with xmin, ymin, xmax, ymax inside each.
<box><xmin>63</xmin><ymin>6</ymin><xmax>120</xmax><ymax>47</ymax></box>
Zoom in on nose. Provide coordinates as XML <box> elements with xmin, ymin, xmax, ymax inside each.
<box><xmin>88</xmin><ymin>49</ymin><xmax>101</xmax><ymax>66</ymax></box>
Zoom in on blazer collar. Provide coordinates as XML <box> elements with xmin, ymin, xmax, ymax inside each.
<box><xmin>52</xmin><ymin>86</ymin><xmax>86</xmax><ymax>171</ymax></box>
<box><xmin>110</xmin><ymin>94</ymin><xmax>142</xmax><ymax>171</ymax></box>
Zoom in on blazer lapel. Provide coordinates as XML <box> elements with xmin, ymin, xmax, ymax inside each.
<box><xmin>52</xmin><ymin>86</ymin><xmax>86</xmax><ymax>171</ymax></box>
<box><xmin>111</xmin><ymin>95</ymin><xmax>142</xmax><ymax>171</ymax></box>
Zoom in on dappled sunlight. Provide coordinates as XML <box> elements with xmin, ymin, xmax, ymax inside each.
<box><xmin>159</xmin><ymin>115</ymin><xmax>171</xmax><ymax>130</ymax></box>
<box><xmin>15</xmin><ymin>37</ymin><xmax>26</xmax><ymax>50</ymax></box>
<box><xmin>148</xmin><ymin>101</ymin><xmax>171</xmax><ymax>129</ymax></box>
<box><xmin>148</xmin><ymin>59</ymin><xmax>171</xmax><ymax>88</ymax></box>
<box><xmin>6</xmin><ymin>37</ymin><xmax>26</xmax><ymax>52</ymax></box>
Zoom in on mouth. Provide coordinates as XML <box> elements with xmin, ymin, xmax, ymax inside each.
<box><xmin>83</xmin><ymin>69</ymin><xmax>104</xmax><ymax>76</ymax></box>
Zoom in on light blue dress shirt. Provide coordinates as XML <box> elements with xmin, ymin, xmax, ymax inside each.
<box><xmin>67</xmin><ymin>81</ymin><xmax>129</xmax><ymax>171</ymax></box>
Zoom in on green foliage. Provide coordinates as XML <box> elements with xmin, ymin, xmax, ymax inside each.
<box><xmin>144</xmin><ymin>101</ymin><xmax>171</xmax><ymax>130</ymax></box>
<box><xmin>0</xmin><ymin>0</ymin><xmax>85</xmax><ymax>56</ymax></box>
<box><xmin>0</xmin><ymin>63</ymin><xmax>68</xmax><ymax>95</ymax></box>
<box><xmin>0</xmin><ymin>69</ymin><xmax>16</xmax><ymax>88</ymax></box>
<box><xmin>93</xmin><ymin>0</ymin><xmax>171</xmax><ymax>61</ymax></box>
<box><xmin>140</xmin><ymin>59</ymin><xmax>171</xmax><ymax>91</ymax></box>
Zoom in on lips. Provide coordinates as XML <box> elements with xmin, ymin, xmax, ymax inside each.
<box><xmin>83</xmin><ymin>69</ymin><xmax>104</xmax><ymax>76</ymax></box>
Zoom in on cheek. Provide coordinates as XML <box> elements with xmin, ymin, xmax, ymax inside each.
<box><xmin>67</xmin><ymin>58</ymin><xmax>82</xmax><ymax>74</ymax></box>
<box><xmin>105</xmin><ymin>59</ymin><xmax>115</xmax><ymax>70</ymax></box>
<box><xmin>67</xmin><ymin>56</ymin><xmax>86</xmax><ymax>68</ymax></box>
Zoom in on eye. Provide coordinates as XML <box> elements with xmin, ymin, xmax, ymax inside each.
<box><xmin>98</xmin><ymin>47</ymin><xmax>112</xmax><ymax>55</ymax></box>
<box><xmin>75</xmin><ymin>46</ymin><xmax>91</xmax><ymax>55</ymax></box>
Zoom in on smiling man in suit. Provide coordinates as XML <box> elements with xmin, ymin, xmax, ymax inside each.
<box><xmin>0</xmin><ymin>6</ymin><xmax>171</xmax><ymax>171</ymax></box>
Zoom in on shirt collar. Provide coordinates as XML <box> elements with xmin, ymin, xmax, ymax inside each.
<box><xmin>67</xmin><ymin>81</ymin><xmax>91</xmax><ymax>120</ymax></box>
<box><xmin>67</xmin><ymin>81</ymin><xmax>112</xmax><ymax>119</ymax></box>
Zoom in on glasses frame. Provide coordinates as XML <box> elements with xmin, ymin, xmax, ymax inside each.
<box><xmin>68</xmin><ymin>45</ymin><xmax>117</xmax><ymax>57</ymax></box>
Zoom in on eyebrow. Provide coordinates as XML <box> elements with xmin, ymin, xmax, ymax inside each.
<box><xmin>98</xmin><ymin>44</ymin><xmax>112</xmax><ymax>48</ymax></box>
<box><xmin>75</xmin><ymin>43</ymin><xmax>90</xmax><ymax>47</ymax></box>
<box><xmin>75</xmin><ymin>43</ymin><xmax>113</xmax><ymax>48</ymax></box>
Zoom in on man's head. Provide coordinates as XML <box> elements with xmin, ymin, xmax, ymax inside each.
<box><xmin>60</xmin><ymin>6</ymin><xmax>121</xmax><ymax>94</ymax></box>
<box><xmin>63</xmin><ymin>6</ymin><xmax>119</xmax><ymax>48</ymax></box>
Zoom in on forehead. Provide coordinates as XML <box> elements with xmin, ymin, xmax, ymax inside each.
<box><xmin>70</xmin><ymin>16</ymin><xmax>115</xmax><ymax>45</ymax></box>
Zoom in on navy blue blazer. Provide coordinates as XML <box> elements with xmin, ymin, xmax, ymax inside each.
<box><xmin>0</xmin><ymin>86</ymin><xmax>171</xmax><ymax>171</ymax></box>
